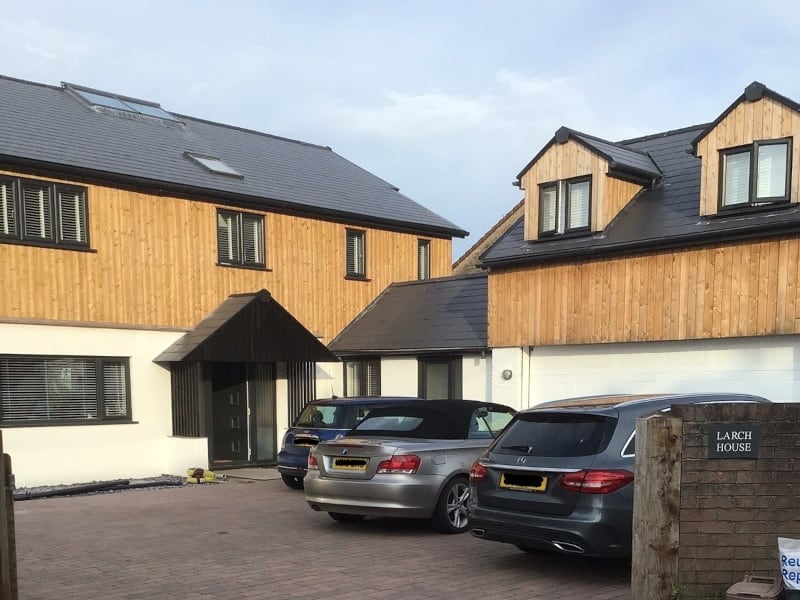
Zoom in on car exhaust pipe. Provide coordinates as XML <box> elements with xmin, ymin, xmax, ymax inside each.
<box><xmin>471</xmin><ymin>529</ymin><xmax>486</xmax><ymax>538</ymax></box>
<box><xmin>551</xmin><ymin>541</ymin><xmax>585</xmax><ymax>554</ymax></box>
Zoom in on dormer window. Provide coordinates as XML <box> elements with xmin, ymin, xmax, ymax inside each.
<box><xmin>539</xmin><ymin>176</ymin><xmax>591</xmax><ymax>236</ymax></box>
<box><xmin>720</xmin><ymin>138</ymin><xmax>791</xmax><ymax>209</ymax></box>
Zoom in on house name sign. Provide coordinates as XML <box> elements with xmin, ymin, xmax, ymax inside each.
<box><xmin>707</xmin><ymin>424</ymin><xmax>760</xmax><ymax>459</ymax></box>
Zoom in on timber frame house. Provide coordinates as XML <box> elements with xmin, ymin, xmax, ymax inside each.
<box><xmin>481</xmin><ymin>81</ymin><xmax>800</xmax><ymax>407</ymax></box>
<box><xmin>0</xmin><ymin>74</ymin><xmax>465</xmax><ymax>486</ymax></box>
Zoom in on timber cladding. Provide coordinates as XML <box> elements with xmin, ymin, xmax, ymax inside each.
<box><xmin>671</xmin><ymin>402</ymin><xmax>800</xmax><ymax>596</ymax></box>
<box><xmin>696</xmin><ymin>95</ymin><xmax>800</xmax><ymax>216</ymax></box>
<box><xmin>488</xmin><ymin>236</ymin><xmax>800</xmax><ymax>347</ymax></box>
<box><xmin>0</xmin><ymin>170</ymin><xmax>452</xmax><ymax>341</ymax></box>
<box><xmin>520</xmin><ymin>138</ymin><xmax>642</xmax><ymax>241</ymax></box>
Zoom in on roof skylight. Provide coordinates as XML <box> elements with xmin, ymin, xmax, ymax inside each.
<box><xmin>65</xmin><ymin>83</ymin><xmax>178</xmax><ymax>121</ymax></box>
<box><xmin>186</xmin><ymin>153</ymin><xmax>243</xmax><ymax>178</ymax></box>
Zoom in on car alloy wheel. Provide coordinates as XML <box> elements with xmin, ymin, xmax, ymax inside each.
<box><xmin>432</xmin><ymin>476</ymin><xmax>470</xmax><ymax>533</ymax></box>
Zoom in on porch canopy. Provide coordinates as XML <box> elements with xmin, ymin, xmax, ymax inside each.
<box><xmin>155</xmin><ymin>289</ymin><xmax>338</xmax><ymax>364</ymax></box>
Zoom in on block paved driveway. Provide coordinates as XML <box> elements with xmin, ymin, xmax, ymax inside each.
<box><xmin>14</xmin><ymin>476</ymin><xmax>632</xmax><ymax>600</ymax></box>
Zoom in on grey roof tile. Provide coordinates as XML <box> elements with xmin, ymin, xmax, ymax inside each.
<box><xmin>329</xmin><ymin>274</ymin><xmax>488</xmax><ymax>354</ymax></box>
<box><xmin>0</xmin><ymin>75</ymin><xmax>465</xmax><ymax>237</ymax></box>
<box><xmin>155</xmin><ymin>290</ymin><xmax>337</xmax><ymax>363</ymax></box>
<box><xmin>484</xmin><ymin>122</ymin><xmax>800</xmax><ymax>266</ymax></box>
<box><xmin>569</xmin><ymin>130</ymin><xmax>662</xmax><ymax>179</ymax></box>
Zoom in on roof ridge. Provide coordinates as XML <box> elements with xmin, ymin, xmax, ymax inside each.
<box><xmin>391</xmin><ymin>272</ymin><xmax>488</xmax><ymax>288</ymax></box>
<box><xmin>0</xmin><ymin>72</ymin><xmax>62</xmax><ymax>91</ymax></box>
<box><xmin>566</xmin><ymin>127</ymin><xmax>654</xmax><ymax>159</ymax></box>
<box><xmin>453</xmin><ymin>198</ymin><xmax>523</xmax><ymax>269</ymax></box>
<box><xmin>617</xmin><ymin>123</ymin><xmax>710</xmax><ymax>145</ymax></box>
<box><xmin>3</xmin><ymin>73</ymin><xmax>335</xmax><ymax>152</ymax></box>
<box><xmin>175</xmin><ymin>113</ymin><xmax>333</xmax><ymax>151</ymax></box>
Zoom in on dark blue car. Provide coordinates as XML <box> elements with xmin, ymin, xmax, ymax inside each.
<box><xmin>277</xmin><ymin>396</ymin><xmax>421</xmax><ymax>489</ymax></box>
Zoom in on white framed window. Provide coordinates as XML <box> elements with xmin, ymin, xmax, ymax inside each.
<box><xmin>417</xmin><ymin>239</ymin><xmax>430</xmax><ymax>280</ymax></box>
<box><xmin>216</xmin><ymin>209</ymin><xmax>265</xmax><ymax>268</ymax></box>
<box><xmin>721</xmin><ymin>138</ymin><xmax>791</xmax><ymax>208</ymax></box>
<box><xmin>0</xmin><ymin>355</ymin><xmax>130</xmax><ymax>424</ymax></box>
<box><xmin>539</xmin><ymin>176</ymin><xmax>592</xmax><ymax>236</ymax></box>
<box><xmin>346</xmin><ymin>229</ymin><xmax>366</xmax><ymax>278</ymax></box>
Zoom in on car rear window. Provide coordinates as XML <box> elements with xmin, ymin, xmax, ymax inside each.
<box><xmin>350</xmin><ymin>406</ymin><xmax>463</xmax><ymax>439</ymax></box>
<box><xmin>293</xmin><ymin>404</ymin><xmax>379</xmax><ymax>429</ymax></box>
<box><xmin>493</xmin><ymin>412</ymin><xmax>618</xmax><ymax>458</ymax></box>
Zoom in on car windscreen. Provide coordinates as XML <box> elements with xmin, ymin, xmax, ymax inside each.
<box><xmin>293</xmin><ymin>404</ymin><xmax>380</xmax><ymax>429</ymax></box>
<box><xmin>349</xmin><ymin>405</ymin><xmax>463</xmax><ymax>439</ymax></box>
<box><xmin>492</xmin><ymin>412</ymin><xmax>618</xmax><ymax>457</ymax></box>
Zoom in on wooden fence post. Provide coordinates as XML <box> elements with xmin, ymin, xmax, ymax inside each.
<box><xmin>631</xmin><ymin>414</ymin><xmax>682</xmax><ymax>600</ymax></box>
<box><xmin>0</xmin><ymin>432</ymin><xmax>17</xmax><ymax>600</ymax></box>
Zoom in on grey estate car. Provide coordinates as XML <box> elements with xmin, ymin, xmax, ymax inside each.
<box><xmin>304</xmin><ymin>399</ymin><xmax>515</xmax><ymax>533</ymax></box>
<box><xmin>468</xmin><ymin>393</ymin><xmax>769</xmax><ymax>557</ymax></box>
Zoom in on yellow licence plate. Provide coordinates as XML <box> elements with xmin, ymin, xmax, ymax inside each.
<box><xmin>499</xmin><ymin>472</ymin><xmax>548</xmax><ymax>492</ymax></box>
<box><xmin>332</xmin><ymin>457</ymin><xmax>368</xmax><ymax>471</ymax></box>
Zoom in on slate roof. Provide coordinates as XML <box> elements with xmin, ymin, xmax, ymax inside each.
<box><xmin>483</xmin><ymin>119</ymin><xmax>800</xmax><ymax>267</ymax></box>
<box><xmin>516</xmin><ymin>126</ymin><xmax>661</xmax><ymax>184</ymax></box>
<box><xmin>0</xmin><ymin>75</ymin><xmax>465</xmax><ymax>238</ymax></box>
<box><xmin>567</xmin><ymin>129</ymin><xmax>662</xmax><ymax>179</ymax></box>
<box><xmin>329</xmin><ymin>273</ymin><xmax>488</xmax><ymax>355</ymax></box>
<box><xmin>154</xmin><ymin>290</ymin><xmax>337</xmax><ymax>364</ymax></box>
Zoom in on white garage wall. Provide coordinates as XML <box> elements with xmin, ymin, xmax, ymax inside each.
<box><xmin>490</xmin><ymin>347</ymin><xmax>528</xmax><ymax>410</ymax></box>
<box><xmin>527</xmin><ymin>336</ymin><xmax>800</xmax><ymax>406</ymax></box>
<box><xmin>0</xmin><ymin>322</ymin><xmax>208</xmax><ymax>487</ymax></box>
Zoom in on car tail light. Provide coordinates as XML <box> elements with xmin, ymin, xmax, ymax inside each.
<box><xmin>307</xmin><ymin>454</ymin><xmax>319</xmax><ymax>470</ymax></box>
<box><xmin>376</xmin><ymin>454</ymin><xmax>420</xmax><ymax>474</ymax></box>
<box><xmin>559</xmin><ymin>469</ymin><xmax>634</xmax><ymax>494</ymax></box>
<box><xmin>469</xmin><ymin>461</ymin><xmax>488</xmax><ymax>483</ymax></box>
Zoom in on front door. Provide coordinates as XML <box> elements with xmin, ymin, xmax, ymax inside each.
<box><xmin>211</xmin><ymin>363</ymin><xmax>249</xmax><ymax>465</ymax></box>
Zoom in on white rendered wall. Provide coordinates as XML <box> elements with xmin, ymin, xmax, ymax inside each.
<box><xmin>378</xmin><ymin>357</ymin><xmax>419</xmax><ymax>396</ymax></box>
<box><xmin>526</xmin><ymin>336</ymin><xmax>800</xmax><ymax>406</ymax></box>
<box><xmin>0</xmin><ymin>322</ymin><xmax>208</xmax><ymax>487</ymax></box>
<box><xmin>461</xmin><ymin>354</ymin><xmax>491</xmax><ymax>401</ymax></box>
<box><xmin>315</xmin><ymin>361</ymin><xmax>341</xmax><ymax>400</ymax></box>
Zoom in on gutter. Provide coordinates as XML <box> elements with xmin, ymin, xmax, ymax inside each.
<box><xmin>0</xmin><ymin>155</ymin><xmax>468</xmax><ymax>239</ymax></box>
<box><xmin>482</xmin><ymin>218</ymin><xmax>800</xmax><ymax>269</ymax></box>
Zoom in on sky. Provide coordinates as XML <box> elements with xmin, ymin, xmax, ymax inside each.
<box><xmin>2</xmin><ymin>1</ymin><xmax>800</xmax><ymax>260</ymax></box>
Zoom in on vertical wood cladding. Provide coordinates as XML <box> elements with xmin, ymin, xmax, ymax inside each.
<box><xmin>488</xmin><ymin>237</ymin><xmax>800</xmax><ymax>347</ymax></box>
<box><xmin>521</xmin><ymin>139</ymin><xmax>642</xmax><ymax>240</ymax></box>
<box><xmin>0</xmin><ymin>173</ymin><xmax>452</xmax><ymax>342</ymax></box>
<box><xmin>696</xmin><ymin>96</ymin><xmax>800</xmax><ymax>215</ymax></box>
<box><xmin>171</xmin><ymin>361</ymin><xmax>202</xmax><ymax>437</ymax></box>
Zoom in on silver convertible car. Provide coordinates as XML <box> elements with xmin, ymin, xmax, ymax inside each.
<box><xmin>304</xmin><ymin>399</ymin><xmax>515</xmax><ymax>533</ymax></box>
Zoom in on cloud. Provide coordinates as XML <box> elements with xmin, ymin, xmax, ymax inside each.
<box><xmin>321</xmin><ymin>70</ymin><xmax>592</xmax><ymax>143</ymax></box>
<box><xmin>0</xmin><ymin>19</ymin><xmax>95</xmax><ymax>68</ymax></box>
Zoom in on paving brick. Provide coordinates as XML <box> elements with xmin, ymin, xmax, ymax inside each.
<box><xmin>14</xmin><ymin>479</ymin><xmax>632</xmax><ymax>600</ymax></box>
